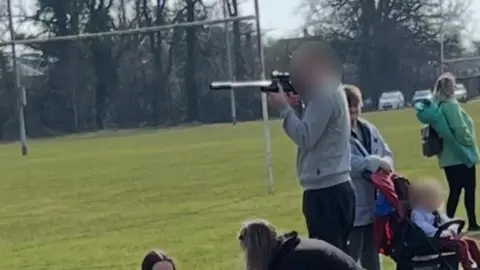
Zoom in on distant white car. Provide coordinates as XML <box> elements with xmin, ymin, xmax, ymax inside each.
<box><xmin>412</xmin><ymin>89</ymin><xmax>432</xmax><ymax>105</ymax></box>
<box><xmin>454</xmin><ymin>83</ymin><xmax>467</xmax><ymax>102</ymax></box>
<box><xmin>378</xmin><ymin>91</ymin><xmax>405</xmax><ymax>110</ymax></box>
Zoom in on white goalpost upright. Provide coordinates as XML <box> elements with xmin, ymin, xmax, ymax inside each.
<box><xmin>3</xmin><ymin>0</ymin><xmax>275</xmax><ymax>193</ymax></box>
<box><xmin>252</xmin><ymin>0</ymin><xmax>274</xmax><ymax>194</ymax></box>
<box><xmin>6</xmin><ymin>0</ymin><xmax>28</xmax><ymax>156</ymax></box>
<box><xmin>215</xmin><ymin>0</ymin><xmax>273</xmax><ymax>193</ymax></box>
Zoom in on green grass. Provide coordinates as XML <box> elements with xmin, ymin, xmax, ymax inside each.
<box><xmin>1</xmin><ymin>103</ymin><xmax>480</xmax><ymax>270</ymax></box>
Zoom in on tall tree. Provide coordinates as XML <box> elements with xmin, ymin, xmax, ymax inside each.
<box><xmin>139</xmin><ymin>0</ymin><xmax>169</xmax><ymax>125</ymax></box>
<box><xmin>85</xmin><ymin>0</ymin><xmax>116</xmax><ymax>130</ymax></box>
<box><xmin>184</xmin><ymin>0</ymin><xmax>199</xmax><ymax>122</ymax></box>
<box><xmin>0</xmin><ymin>1</ymin><xmax>7</xmax><ymax>38</ymax></box>
<box><xmin>28</xmin><ymin>0</ymin><xmax>86</xmax><ymax>132</ymax></box>
<box><xmin>225</xmin><ymin>0</ymin><xmax>245</xmax><ymax>80</ymax></box>
<box><xmin>0</xmin><ymin>0</ymin><xmax>267</xmax><ymax>139</ymax></box>
<box><xmin>299</xmin><ymin>0</ymin><xmax>469</xmax><ymax>100</ymax></box>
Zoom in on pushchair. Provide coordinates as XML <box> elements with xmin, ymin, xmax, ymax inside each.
<box><xmin>365</xmin><ymin>171</ymin><xmax>467</xmax><ymax>270</ymax></box>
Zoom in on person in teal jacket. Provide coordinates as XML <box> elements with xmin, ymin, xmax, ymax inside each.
<box><xmin>415</xmin><ymin>73</ymin><xmax>480</xmax><ymax>231</ymax></box>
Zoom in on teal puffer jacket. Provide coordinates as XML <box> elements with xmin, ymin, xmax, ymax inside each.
<box><xmin>414</xmin><ymin>100</ymin><xmax>478</xmax><ymax>168</ymax></box>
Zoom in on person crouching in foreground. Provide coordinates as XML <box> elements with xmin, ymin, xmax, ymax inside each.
<box><xmin>238</xmin><ymin>219</ymin><xmax>364</xmax><ymax>270</ymax></box>
<box><xmin>141</xmin><ymin>250</ymin><xmax>176</xmax><ymax>270</ymax></box>
<box><xmin>410</xmin><ymin>180</ymin><xmax>480</xmax><ymax>270</ymax></box>
<box><xmin>345</xmin><ymin>84</ymin><xmax>393</xmax><ymax>270</ymax></box>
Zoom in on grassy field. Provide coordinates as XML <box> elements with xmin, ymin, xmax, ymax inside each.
<box><xmin>0</xmin><ymin>103</ymin><xmax>479</xmax><ymax>270</ymax></box>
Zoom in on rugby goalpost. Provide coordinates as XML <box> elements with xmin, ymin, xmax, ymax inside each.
<box><xmin>3</xmin><ymin>0</ymin><xmax>275</xmax><ymax>193</ymax></box>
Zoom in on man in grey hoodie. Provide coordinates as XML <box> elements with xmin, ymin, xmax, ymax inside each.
<box><xmin>268</xmin><ymin>41</ymin><xmax>355</xmax><ymax>252</ymax></box>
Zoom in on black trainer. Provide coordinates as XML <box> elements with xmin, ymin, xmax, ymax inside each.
<box><xmin>468</xmin><ymin>224</ymin><xmax>480</xmax><ymax>232</ymax></box>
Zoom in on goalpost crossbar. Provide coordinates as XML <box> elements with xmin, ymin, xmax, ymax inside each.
<box><xmin>0</xmin><ymin>15</ymin><xmax>256</xmax><ymax>46</ymax></box>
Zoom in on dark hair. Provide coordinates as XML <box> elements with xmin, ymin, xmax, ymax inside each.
<box><xmin>141</xmin><ymin>250</ymin><xmax>176</xmax><ymax>270</ymax></box>
<box><xmin>343</xmin><ymin>84</ymin><xmax>362</xmax><ymax>107</ymax></box>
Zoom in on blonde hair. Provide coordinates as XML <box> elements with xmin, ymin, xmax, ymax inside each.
<box><xmin>433</xmin><ymin>73</ymin><xmax>456</xmax><ymax>101</ymax></box>
<box><xmin>410</xmin><ymin>179</ymin><xmax>445</xmax><ymax>207</ymax></box>
<box><xmin>238</xmin><ymin>219</ymin><xmax>279</xmax><ymax>270</ymax></box>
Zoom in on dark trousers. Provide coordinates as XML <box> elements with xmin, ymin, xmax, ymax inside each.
<box><xmin>348</xmin><ymin>224</ymin><xmax>381</xmax><ymax>270</ymax></box>
<box><xmin>444</xmin><ymin>164</ymin><xmax>478</xmax><ymax>227</ymax></box>
<box><xmin>302</xmin><ymin>181</ymin><xmax>355</xmax><ymax>252</ymax></box>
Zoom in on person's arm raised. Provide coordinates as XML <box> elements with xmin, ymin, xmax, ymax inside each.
<box><xmin>281</xmin><ymin>91</ymin><xmax>332</xmax><ymax>150</ymax></box>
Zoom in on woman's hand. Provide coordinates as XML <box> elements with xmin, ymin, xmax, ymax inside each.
<box><xmin>379</xmin><ymin>158</ymin><xmax>393</xmax><ymax>173</ymax></box>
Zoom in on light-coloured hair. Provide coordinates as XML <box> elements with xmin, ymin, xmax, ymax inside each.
<box><xmin>433</xmin><ymin>73</ymin><xmax>456</xmax><ymax>101</ymax></box>
<box><xmin>344</xmin><ymin>84</ymin><xmax>363</xmax><ymax>107</ymax></box>
<box><xmin>238</xmin><ymin>219</ymin><xmax>279</xmax><ymax>270</ymax></box>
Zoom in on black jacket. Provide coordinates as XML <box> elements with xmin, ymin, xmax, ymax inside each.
<box><xmin>269</xmin><ymin>232</ymin><xmax>364</xmax><ymax>270</ymax></box>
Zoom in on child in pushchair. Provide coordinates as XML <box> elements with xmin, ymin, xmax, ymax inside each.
<box><xmin>410</xmin><ymin>180</ymin><xmax>480</xmax><ymax>270</ymax></box>
<box><xmin>367</xmin><ymin>171</ymin><xmax>480</xmax><ymax>270</ymax></box>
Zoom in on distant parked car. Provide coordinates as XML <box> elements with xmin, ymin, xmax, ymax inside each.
<box><xmin>378</xmin><ymin>91</ymin><xmax>405</xmax><ymax>110</ymax></box>
<box><xmin>412</xmin><ymin>89</ymin><xmax>432</xmax><ymax>105</ymax></box>
<box><xmin>454</xmin><ymin>83</ymin><xmax>467</xmax><ymax>103</ymax></box>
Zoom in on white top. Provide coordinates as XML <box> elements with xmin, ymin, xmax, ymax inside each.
<box><xmin>411</xmin><ymin>208</ymin><xmax>450</xmax><ymax>237</ymax></box>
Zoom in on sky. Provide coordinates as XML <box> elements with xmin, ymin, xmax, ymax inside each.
<box><xmin>239</xmin><ymin>0</ymin><xmax>303</xmax><ymax>38</ymax></box>
<box><xmin>6</xmin><ymin>0</ymin><xmax>480</xmax><ymax>41</ymax></box>
<box><xmin>241</xmin><ymin>0</ymin><xmax>480</xmax><ymax>40</ymax></box>
<box><xmin>8</xmin><ymin>0</ymin><xmax>304</xmax><ymax>39</ymax></box>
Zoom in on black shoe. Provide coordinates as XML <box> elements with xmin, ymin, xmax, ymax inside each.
<box><xmin>468</xmin><ymin>224</ymin><xmax>480</xmax><ymax>232</ymax></box>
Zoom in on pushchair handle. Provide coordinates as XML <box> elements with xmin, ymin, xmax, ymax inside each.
<box><xmin>433</xmin><ymin>219</ymin><xmax>466</xmax><ymax>238</ymax></box>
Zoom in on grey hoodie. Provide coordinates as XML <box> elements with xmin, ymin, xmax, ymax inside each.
<box><xmin>280</xmin><ymin>84</ymin><xmax>351</xmax><ymax>190</ymax></box>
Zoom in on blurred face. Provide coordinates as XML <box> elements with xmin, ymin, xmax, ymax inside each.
<box><xmin>417</xmin><ymin>187</ymin><xmax>443</xmax><ymax>211</ymax></box>
<box><xmin>349</xmin><ymin>104</ymin><xmax>361</xmax><ymax>123</ymax></box>
<box><xmin>289</xmin><ymin>51</ymin><xmax>329</xmax><ymax>95</ymax></box>
<box><xmin>152</xmin><ymin>261</ymin><xmax>174</xmax><ymax>270</ymax></box>
<box><xmin>289</xmin><ymin>53</ymin><xmax>309</xmax><ymax>95</ymax></box>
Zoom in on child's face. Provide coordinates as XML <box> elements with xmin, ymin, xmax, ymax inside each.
<box><xmin>349</xmin><ymin>105</ymin><xmax>361</xmax><ymax>122</ymax></box>
<box><xmin>417</xmin><ymin>187</ymin><xmax>443</xmax><ymax>211</ymax></box>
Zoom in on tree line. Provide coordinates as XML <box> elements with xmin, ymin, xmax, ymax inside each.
<box><xmin>0</xmin><ymin>0</ymin><xmax>475</xmax><ymax>140</ymax></box>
